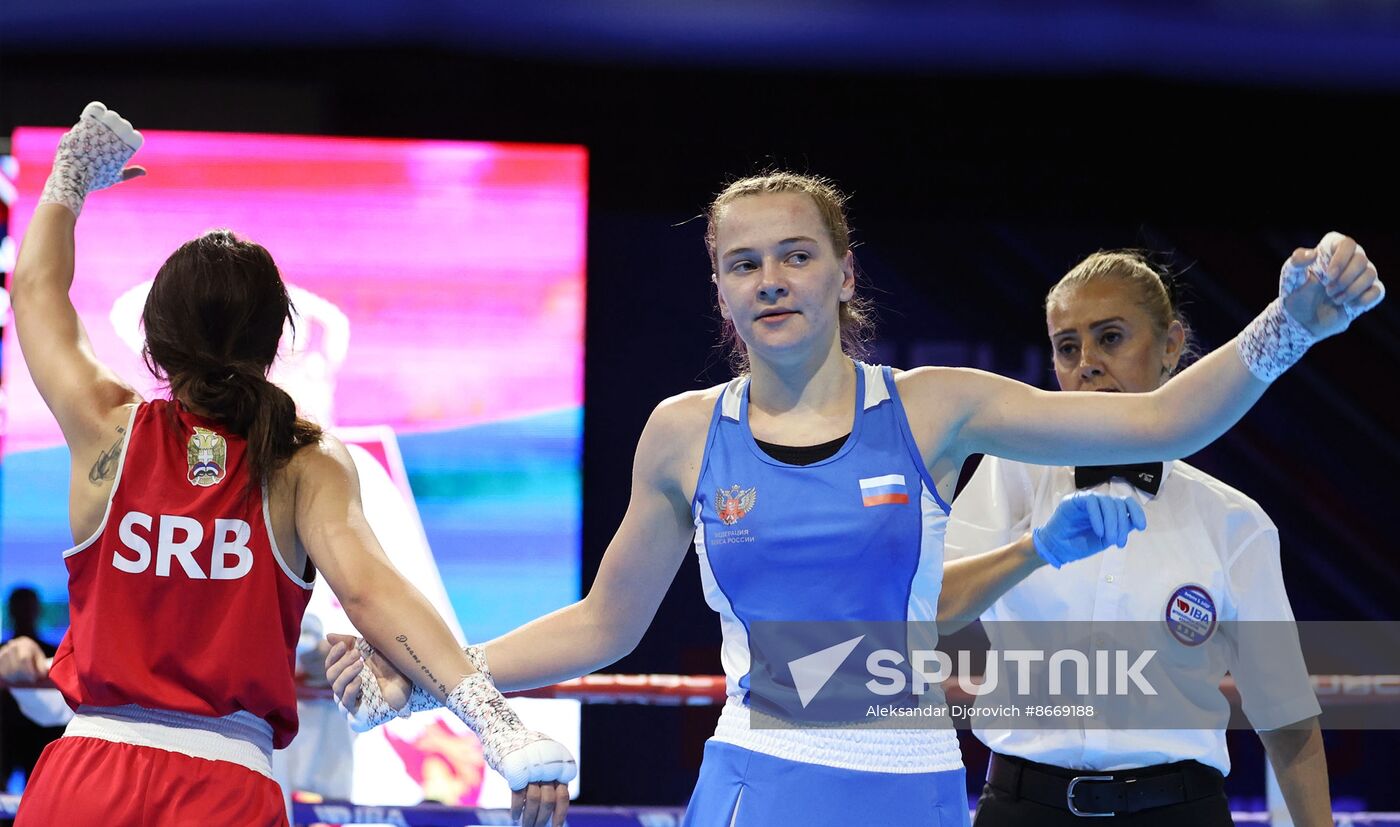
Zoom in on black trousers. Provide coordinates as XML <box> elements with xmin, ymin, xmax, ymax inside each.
<box><xmin>973</xmin><ymin>756</ymin><xmax>1234</xmax><ymax>827</ymax></box>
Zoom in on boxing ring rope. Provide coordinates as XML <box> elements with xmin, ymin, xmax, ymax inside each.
<box><xmin>3</xmin><ymin>673</ymin><xmax>1399</xmax><ymax>826</ymax></box>
<box><xmin>13</xmin><ymin>669</ymin><xmax>1390</xmax><ymax>709</ymax></box>
<box><xmin>301</xmin><ymin>673</ymin><xmax>731</xmax><ymax>705</ymax></box>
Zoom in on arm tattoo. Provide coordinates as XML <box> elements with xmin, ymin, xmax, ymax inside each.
<box><xmin>396</xmin><ymin>634</ymin><xmax>449</xmax><ymax>696</ymax></box>
<box><xmin>87</xmin><ymin>425</ymin><xmax>126</xmax><ymax>485</ymax></box>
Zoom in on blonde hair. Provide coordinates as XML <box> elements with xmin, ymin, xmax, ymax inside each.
<box><xmin>1047</xmin><ymin>250</ymin><xmax>1198</xmax><ymax>371</ymax></box>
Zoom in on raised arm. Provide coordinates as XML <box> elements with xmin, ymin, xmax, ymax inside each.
<box><xmin>934</xmin><ymin>341</ymin><xmax>1262</xmax><ymax>466</ymax></box>
<box><xmin>10</xmin><ymin>103</ymin><xmax>147</xmax><ymax>447</ymax></box>
<box><xmin>907</xmin><ymin>236</ymin><xmax>1383</xmax><ymax>467</ymax></box>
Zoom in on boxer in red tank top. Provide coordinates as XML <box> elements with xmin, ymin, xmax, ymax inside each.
<box><xmin>8</xmin><ymin>102</ymin><xmax>574</xmax><ymax>827</ymax></box>
<box><xmin>49</xmin><ymin>400</ymin><xmax>313</xmax><ymax>745</ymax></box>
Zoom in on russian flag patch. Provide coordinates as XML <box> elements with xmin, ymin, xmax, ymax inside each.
<box><xmin>859</xmin><ymin>474</ymin><xmax>908</xmax><ymax>506</ymax></box>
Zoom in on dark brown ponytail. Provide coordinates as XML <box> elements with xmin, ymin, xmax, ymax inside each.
<box><xmin>142</xmin><ymin>230</ymin><xmax>321</xmax><ymax>489</ymax></box>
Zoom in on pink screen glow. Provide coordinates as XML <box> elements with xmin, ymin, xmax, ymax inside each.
<box><xmin>3</xmin><ymin>129</ymin><xmax>587</xmax><ymax>453</ymax></box>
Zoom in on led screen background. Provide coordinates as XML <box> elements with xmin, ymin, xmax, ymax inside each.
<box><xmin>0</xmin><ymin>128</ymin><xmax>586</xmax><ymax>806</ymax></box>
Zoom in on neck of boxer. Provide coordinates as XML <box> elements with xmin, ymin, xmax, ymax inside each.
<box><xmin>746</xmin><ymin>336</ymin><xmax>853</xmax><ymax>422</ymax></box>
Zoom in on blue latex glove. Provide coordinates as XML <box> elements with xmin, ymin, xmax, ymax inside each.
<box><xmin>1032</xmin><ymin>491</ymin><xmax>1147</xmax><ymax>569</ymax></box>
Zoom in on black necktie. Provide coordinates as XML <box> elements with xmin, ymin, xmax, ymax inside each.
<box><xmin>1073</xmin><ymin>462</ymin><xmax>1163</xmax><ymax>496</ymax></box>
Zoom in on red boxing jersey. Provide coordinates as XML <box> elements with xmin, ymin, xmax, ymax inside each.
<box><xmin>49</xmin><ymin>400</ymin><xmax>314</xmax><ymax>748</ymax></box>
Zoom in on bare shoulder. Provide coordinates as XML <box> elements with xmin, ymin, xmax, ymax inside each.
<box><xmin>894</xmin><ymin>365</ymin><xmax>999</xmax><ymax>399</ymax></box>
<box><xmin>637</xmin><ymin>384</ymin><xmax>726</xmax><ymax>499</ymax></box>
<box><xmin>647</xmin><ymin>385</ymin><xmax>722</xmax><ymax>442</ymax></box>
<box><xmin>891</xmin><ymin>366</ymin><xmax>1023</xmax><ymax>475</ymax></box>
<box><xmin>283</xmin><ymin>432</ymin><xmax>358</xmax><ymax>494</ymax></box>
<box><xmin>893</xmin><ymin>366</ymin><xmax>998</xmax><ymax>423</ymax></box>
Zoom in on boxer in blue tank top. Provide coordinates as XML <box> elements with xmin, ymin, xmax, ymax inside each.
<box><xmin>326</xmin><ymin>171</ymin><xmax>1381</xmax><ymax>827</ymax></box>
<box><xmin>684</xmin><ymin>360</ymin><xmax>972</xmax><ymax>826</ymax></box>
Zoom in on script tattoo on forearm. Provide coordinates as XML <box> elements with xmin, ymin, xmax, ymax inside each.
<box><xmin>396</xmin><ymin>634</ymin><xmax>449</xmax><ymax>696</ymax></box>
<box><xmin>88</xmin><ymin>424</ymin><xmax>126</xmax><ymax>485</ymax></box>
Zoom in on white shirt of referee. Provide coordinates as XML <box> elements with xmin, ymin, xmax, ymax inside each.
<box><xmin>944</xmin><ymin>455</ymin><xmax>1321</xmax><ymax>775</ymax></box>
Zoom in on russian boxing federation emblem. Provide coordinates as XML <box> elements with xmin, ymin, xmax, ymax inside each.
<box><xmin>187</xmin><ymin>426</ymin><xmax>227</xmax><ymax>487</ymax></box>
<box><xmin>716</xmin><ymin>484</ymin><xmax>757</xmax><ymax>526</ymax></box>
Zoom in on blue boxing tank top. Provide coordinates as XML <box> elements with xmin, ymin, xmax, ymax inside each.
<box><xmin>693</xmin><ymin>360</ymin><xmax>956</xmax><ymax>692</ymax></box>
<box><xmin>693</xmin><ymin>362</ymin><xmax>962</xmax><ymax>772</ymax></box>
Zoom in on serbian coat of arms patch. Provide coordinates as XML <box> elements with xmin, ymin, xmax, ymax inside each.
<box><xmin>187</xmin><ymin>426</ymin><xmax>228</xmax><ymax>487</ymax></box>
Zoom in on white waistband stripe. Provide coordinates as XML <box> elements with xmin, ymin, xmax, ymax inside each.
<box><xmin>710</xmin><ymin>699</ymin><xmax>963</xmax><ymax>774</ymax></box>
<box><xmin>64</xmin><ymin>705</ymin><xmax>274</xmax><ymax>778</ymax></box>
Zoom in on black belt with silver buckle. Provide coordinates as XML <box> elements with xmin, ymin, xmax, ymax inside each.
<box><xmin>987</xmin><ymin>753</ymin><xmax>1224</xmax><ymax>817</ymax></box>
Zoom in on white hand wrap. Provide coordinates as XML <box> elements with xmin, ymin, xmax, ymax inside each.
<box><xmin>1241</xmin><ymin>234</ymin><xmax>1389</xmax><ymax>381</ymax></box>
<box><xmin>445</xmin><ymin>673</ymin><xmax>577</xmax><ymax>790</ymax></box>
<box><xmin>1237</xmin><ymin>297</ymin><xmax>1316</xmax><ymax>383</ymax></box>
<box><xmin>39</xmin><ymin>102</ymin><xmax>143</xmax><ymax>217</ymax></box>
<box><xmin>1239</xmin><ymin>237</ymin><xmax>1340</xmax><ymax>382</ymax></box>
<box><xmin>405</xmin><ymin>643</ymin><xmax>490</xmax><ymax>714</ymax></box>
<box><xmin>341</xmin><ymin>637</ymin><xmax>576</xmax><ymax>791</ymax></box>
<box><xmin>344</xmin><ymin>639</ymin><xmax>410</xmax><ymax>732</ymax></box>
<box><xmin>1275</xmin><ymin>238</ymin><xmax>1386</xmax><ymax>324</ymax></box>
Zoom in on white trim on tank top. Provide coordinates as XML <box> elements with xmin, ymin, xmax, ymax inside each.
<box><xmin>692</xmin><ymin>502</ymin><xmax>752</xmax><ymax>702</ymax></box>
<box><xmin>263</xmin><ymin>486</ymin><xmax>313</xmax><ymax>590</ymax></box>
<box><xmin>861</xmin><ymin>362</ymin><xmax>890</xmax><ymax>409</ymax></box>
<box><xmin>721</xmin><ymin>360</ymin><xmax>887</xmax><ymax>422</ymax></box>
<box><xmin>721</xmin><ymin>377</ymin><xmax>746</xmax><ymax>421</ymax></box>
